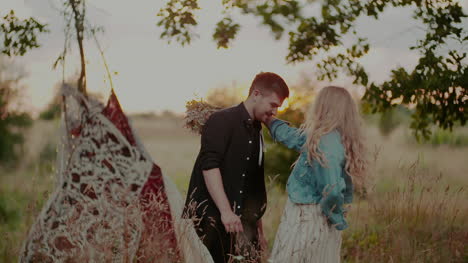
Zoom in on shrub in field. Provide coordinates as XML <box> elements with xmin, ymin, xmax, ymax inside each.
<box><xmin>375</xmin><ymin>105</ymin><xmax>411</xmax><ymax>137</ymax></box>
<box><xmin>0</xmin><ymin>57</ymin><xmax>32</xmax><ymax>167</ymax></box>
<box><xmin>403</xmin><ymin>126</ymin><xmax>468</xmax><ymax>148</ymax></box>
<box><xmin>39</xmin><ymin>104</ymin><xmax>61</xmax><ymax>121</ymax></box>
<box><xmin>428</xmin><ymin>128</ymin><xmax>468</xmax><ymax>147</ymax></box>
<box><xmin>0</xmin><ymin>194</ymin><xmax>20</xmax><ymax>228</ymax></box>
<box><xmin>264</xmin><ymin>107</ymin><xmax>305</xmax><ymax>189</ymax></box>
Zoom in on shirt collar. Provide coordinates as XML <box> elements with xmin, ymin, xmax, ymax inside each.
<box><xmin>238</xmin><ymin>102</ymin><xmax>262</xmax><ymax>131</ymax></box>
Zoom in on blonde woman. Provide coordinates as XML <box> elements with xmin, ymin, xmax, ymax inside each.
<box><xmin>266</xmin><ymin>86</ymin><xmax>367</xmax><ymax>263</ymax></box>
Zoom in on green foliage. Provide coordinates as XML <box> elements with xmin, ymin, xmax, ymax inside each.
<box><xmin>157</xmin><ymin>0</ymin><xmax>468</xmax><ymax>139</ymax></box>
<box><xmin>2</xmin><ymin>1</ymin><xmax>102</xmax><ymax>96</ymax></box>
<box><xmin>429</xmin><ymin>129</ymin><xmax>468</xmax><ymax>147</ymax></box>
<box><xmin>363</xmin><ymin>48</ymin><xmax>467</xmax><ymax>141</ymax></box>
<box><xmin>0</xmin><ymin>58</ymin><xmax>32</xmax><ymax>166</ymax></box>
<box><xmin>213</xmin><ymin>17</ymin><xmax>240</xmax><ymax>49</ymax></box>
<box><xmin>0</xmin><ymin>111</ymin><xmax>32</xmax><ymax>165</ymax></box>
<box><xmin>157</xmin><ymin>0</ymin><xmax>200</xmax><ymax>46</ymax></box>
<box><xmin>429</xmin><ymin>128</ymin><xmax>468</xmax><ymax>147</ymax></box>
<box><xmin>378</xmin><ymin>110</ymin><xmax>399</xmax><ymax>137</ymax></box>
<box><xmin>408</xmin><ymin>127</ymin><xmax>468</xmax><ymax>147</ymax></box>
<box><xmin>0</xmin><ymin>10</ymin><xmax>49</xmax><ymax>57</ymax></box>
<box><xmin>27</xmin><ymin>141</ymin><xmax>58</xmax><ymax>179</ymax></box>
<box><xmin>376</xmin><ymin>105</ymin><xmax>411</xmax><ymax>137</ymax></box>
<box><xmin>264</xmin><ymin>134</ymin><xmax>299</xmax><ymax>188</ymax></box>
<box><xmin>264</xmin><ymin>106</ymin><xmax>305</xmax><ymax>188</ymax></box>
<box><xmin>38</xmin><ymin>142</ymin><xmax>57</xmax><ymax>172</ymax></box>
<box><xmin>39</xmin><ymin>84</ymin><xmax>63</xmax><ymax>121</ymax></box>
<box><xmin>0</xmin><ymin>193</ymin><xmax>20</xmax><ymax>229</ymax></box>
<box><xmin>205</xmin><ymin>84</ymin><xmax>245</xmax><ymax>107</ymax></box>
<box><xmin>39</xmin><ymin>104</ymin><xmax>61</xmax><ymax>120</ymax></box>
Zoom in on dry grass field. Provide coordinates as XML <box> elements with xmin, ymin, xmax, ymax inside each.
<box><xmin>1</xmin><ymin>116</ymin><xmax>467</xmax><ymax>262</ymax></box>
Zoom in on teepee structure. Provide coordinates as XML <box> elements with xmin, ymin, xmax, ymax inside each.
<box><xmin>20</xmin><ymin>85</ymin><xmax>212</xmax><ymax>263</ymax></box>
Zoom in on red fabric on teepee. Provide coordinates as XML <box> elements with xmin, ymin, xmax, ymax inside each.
<box><xmin>102</xmin><ymin>90</ymin><xmax>181</xmax><ymax>262</ymax></box>
<box><xmin>19</xmin><ymin>86</ymin><xmax>216</xmax><ymax>263</ymax></box>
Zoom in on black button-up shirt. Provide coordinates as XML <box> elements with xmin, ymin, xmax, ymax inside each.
<box><xmin>183</xmin><ymin>102</ymin><xmax>266</xmax><ymax>224</ymax></box>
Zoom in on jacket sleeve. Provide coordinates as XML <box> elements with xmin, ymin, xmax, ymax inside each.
<box><xmin>268</xmin><ymin>119</ymin><xmax>306</xmax><ymax>152</ymax></box>
<box><xmin>199</xmin><ymin>112</ymin><xmax>231</xmax><ymax>171</ymax></box>
<box><xmin>317</xmin><ymin>159</ymin><xmax>348</xmax><ymax>230</ymax></box>
<box><xmin>342</xmin><ymin>167</ymin><xmax>354</xmax><ymax>204</ymax></box>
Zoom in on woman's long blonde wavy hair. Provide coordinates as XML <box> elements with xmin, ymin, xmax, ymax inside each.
<box><xmin>300</xmin><ymin>86</ymin><xmax>367</xmax><ymax>191</ymax></box>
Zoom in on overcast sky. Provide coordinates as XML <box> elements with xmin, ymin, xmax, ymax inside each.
<box><xmin>2</xmin><ymin>0</ymin><xmax>467</xmax><ymax>114</ymax></box>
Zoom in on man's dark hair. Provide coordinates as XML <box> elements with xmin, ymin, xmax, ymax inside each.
<box><xmin>248</xmin><ymin>72</ymin><xmax>289</xmax><ymax>99</ymax></box>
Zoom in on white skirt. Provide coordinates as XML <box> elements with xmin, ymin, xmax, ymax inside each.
<box><xmin>269</xmin><ymin>199</ymin><xmax>342</xmax><ymax>263</ymax></box>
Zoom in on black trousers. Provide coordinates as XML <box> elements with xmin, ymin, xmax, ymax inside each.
<box><xmin>196</xmin><ymin>217</ymin><xmax>261</xmax><ymax>263</ymax></box>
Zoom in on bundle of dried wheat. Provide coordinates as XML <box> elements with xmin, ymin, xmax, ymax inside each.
<box><xmin>184</xmin><ymin>99</ymin><xmax>221</xmax><ymax>135</ymax></box>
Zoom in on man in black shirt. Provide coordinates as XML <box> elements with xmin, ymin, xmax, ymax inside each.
<box><xmin>183</xmin><ymin>72</ymin><xmax>289</xmax><ymax>263</ymax></box>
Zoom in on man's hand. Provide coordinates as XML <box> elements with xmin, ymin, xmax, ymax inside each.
<box><xmin>202</xmin><ymin>168</ymin><xmax>243</xmax><ymax>233</ymax></box>
<box><xmin>221</xmin><ymin>210</ymin><xmax>244</xmax><ymax>233</ymax></box>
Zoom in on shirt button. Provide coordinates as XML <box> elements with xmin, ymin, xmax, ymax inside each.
<box><xmin>237</xmin><ymin>205</ymin><xmax>241</xmax><ymax>209</ymax></box>
<box><xmin>240</xmin><ymin>190</ymin><xmax>243</xmax><ymax>194</ymax></box>
<box><xmin>249</xmin><ymin>140</ymin><xmax>252</xmax><ymax>144</ymax></box>
<box><xmin>242</xmin><ymin>174</ymin><xmax>246</xmax><ymax>177</ymax></box>
<box><xmin>246</xmin><ymin>157</ymin><xmax>250</xmax><ymax>160</ymax></box>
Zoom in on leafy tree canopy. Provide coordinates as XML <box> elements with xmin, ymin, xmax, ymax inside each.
<box><xmin>0</xmin><ymin>10</ymin><xmax>49</xmax><ymax>57</ymax></box>
<box><xmin>157</xmin><ymin>0</ymin><xmax>467</xmax><ymax>140</ymax></box>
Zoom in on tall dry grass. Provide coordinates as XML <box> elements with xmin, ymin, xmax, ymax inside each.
<box><xmin>1</xmin><ymin>117</ymin><xmax>467</xmax><ymax>262</ymax></box>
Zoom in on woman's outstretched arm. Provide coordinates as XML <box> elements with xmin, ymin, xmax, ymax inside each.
<box><xmin>266</xmin><ymin>117</ymin><xmax>306</xmax><ymax>152</ymax></box>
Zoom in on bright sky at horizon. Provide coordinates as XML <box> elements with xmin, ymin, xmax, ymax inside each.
<box><xmin>2</xmin><ymin>0</ymin><xmax>467</xmax><ymax>114</ymax></box>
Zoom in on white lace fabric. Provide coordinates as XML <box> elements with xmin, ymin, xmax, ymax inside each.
<box><xmin>20</xmin><ymin>86</ymin><xmax>213</xmax><ymax>263</ymax></box>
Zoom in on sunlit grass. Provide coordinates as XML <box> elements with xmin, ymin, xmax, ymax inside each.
<box><xmin>1</xmin><ymin>117</ymin><xmax>467</xmax><ymax>262</ymax></box>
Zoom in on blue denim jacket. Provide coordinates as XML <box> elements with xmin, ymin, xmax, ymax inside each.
<box><xmin>269</xmin><ymin>119</ymin><xmax>353</xmax><ymax>230</ymax></box>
